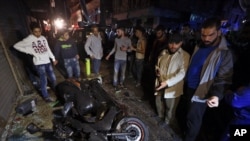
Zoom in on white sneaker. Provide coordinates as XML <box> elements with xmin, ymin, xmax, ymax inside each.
<box><xmin>136</xmin><ymin>83</ymin><xmax>141</xmax><ymax>87</ymax></box>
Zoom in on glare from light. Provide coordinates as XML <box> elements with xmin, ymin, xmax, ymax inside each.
<box><xmin>43</xmin><ymin>20</ymin><xmax>48</xmax><ymax>25</ymax></box>
<box><xmin>54</xmin><ymin>18</ymin><xmax>64</xmax><ymax>29</ymax></box>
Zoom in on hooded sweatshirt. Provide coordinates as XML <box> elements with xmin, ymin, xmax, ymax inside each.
<box><xmin>14</xmin><ymin>34</ymin><xmax>55</xmax><ymax>65</ymax></box>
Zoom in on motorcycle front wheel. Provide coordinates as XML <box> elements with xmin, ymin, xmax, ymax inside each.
<box><xmin>112</xmin><ymin>116</ymin><xmax>149</xmax><ymax>141</ymax></box>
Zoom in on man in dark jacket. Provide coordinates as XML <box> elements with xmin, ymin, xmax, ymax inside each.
<box><xmin>183</xmin><ymin>17</ymin><xmax>234</xmax><ymax>141</ymax></box>
<box><xmin>54</xmin><ymin>30</ymin><xmax>80</xmax><ymax>80</ymax></box>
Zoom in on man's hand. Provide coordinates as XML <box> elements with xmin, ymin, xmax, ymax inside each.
<box><xmin>155</xmin><ymin>68</ymin><xmax>160</xmax><ymax>77</ymax></box>
<box><xmin>207</xmin><ymin>96</ymin><xmax>219</xmax><ymax>108</ymax></box>
<box><xmin>76</xmin><ymin>54</ymin><xmax>80</xmax><ymax>59</ymax></box>
<box><xmin>105</xmin><ymin>55</ymin><xmax>110</xmax><ymax>60</ymax></box>
<box><xmin>90</xmin><ymin>55</ymin><xmax>95</xmax><ymax>59</ymax></box>
<box><xmin>155</xmin><ymin>81</ymin><xmax>168</xmax><ymax>91</ymax></box>
<box><xmin>120</xmin><ymin>46</ymin><xmax>128</xmax><ymax>51</ymax></box>
<box><xmin>53</xmin><ymin>60</ymin><xmax>58</xmax><ymax>66</ymax></box>
<box><xmin>130</xmin><ymin>46</ymin><xmax>136</xmax><ymax>51</ymax></box>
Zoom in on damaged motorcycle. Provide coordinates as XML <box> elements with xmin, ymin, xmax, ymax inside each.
<box><xmin>26</xmin><ymin>78</ymin><xmax>149</xmax><ymax>141</ymax></box>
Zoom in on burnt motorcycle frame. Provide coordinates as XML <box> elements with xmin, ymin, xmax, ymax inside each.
<box><xmin>27</xmin><ymin>79</ymin><xmax>149</xmax><ymax>141</ymax></box>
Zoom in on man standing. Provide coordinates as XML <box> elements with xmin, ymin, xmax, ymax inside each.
<box><xmin>130</xmin><ymin>26</ymin><xmax>147</xmax><ymax>87</ymax></box>
<box><xmin>54</xmin><ymin>30</ymin><xmax>80</xmax><ymax>80</ymax></box>
<box><xmin>84</xmin><ymin>25</ymin><xmax>103</xmax><ymax>74</ymax></box>
<box><xmin>180</xmin><ymin>23</ymin><xmax>195</xmax><ymax>55</ymax></box>
<box><xmin>183</xmin><ymin>17</ymin><xmax>234</xmax><ymax>141</ymax></box>
<box><xmin>143</xmin><ymin>25</ymin><xmax>168</xmax><ymax>101</ymax></box>
<box><xmin>106</xmin><ymin>27</ymin><xmax>132</xmax><ymax>91</ymax></box>
<box><xmin>149</xmin><ymin>25</ymin><xmax>168</xmax><ymax>67</ymax></box>
<box><xmin>14</xmin><ymin>22</ymin><xmax>57</xmax><ymax>102</ymax></box>
<box><xmin>155</xmin><ymin>33</ymin><xmax>190</xmax><ymax>127</ymax></box>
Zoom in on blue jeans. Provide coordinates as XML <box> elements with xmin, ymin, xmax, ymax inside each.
<box><xmin>25</xmin><ymin>66</ymin><xmax>40</xmax><ymax>89</ymax></box>
<box><xmin>92</xmin><ymin>58</ymin><xmax>101</xmax><ymax>74</ymax></box>
<box><xmin>64</xmin><ymin>58</ymin><xmax>80</xmax><ymax>78</ymax></box>
<box><xmin>35</xmin><ymin>63</ymin><xmax>56</xmax><ymax>98</ymax></box>
<box><xmin>113</xmin><ymin>59</ymin><xmax>127</xmax><ymax>86</ymax></box>
<box><xmin>134</xmin><ymin>59</ymin><xmax>144</xmax><ymax>83</ymax></box>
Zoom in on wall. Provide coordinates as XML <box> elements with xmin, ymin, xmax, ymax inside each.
<box><xmin>0</xmin><ymin>0</ymin><xmax>31</xmax><ymax>134</ymax></box>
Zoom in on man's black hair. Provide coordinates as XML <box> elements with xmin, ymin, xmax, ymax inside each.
<box><xmin>182</xmin><ymin>23</ymin><xmax>191</xmax><ymax>28</ymax></box>
<box><xmin>135</xmin><ymin>26</ymin><xmax>145</xmax><ymax>34</ymax></box>
<box><xmin>155</xmin><ymin>25</ymin><xmax>165</xmax><ymax>31</ymax></box>
<box><xmin>91</xmin><ymin>24</ymin><xmax>99</xmax><ymax>30</ymax></box>
<box><xmin>168</xmin><ymin>33</ymin><xmax>183</xmax><ymax>43</ymax></box>
<box><xmin>117</xmin><ymin>26</ymin><xmax>125</xmax><ymax>32</ymax></box>
<box><xmin>202</xmin><ymin>17</ymin><xmax>221</xmax><ymax>30</ymax></box>
<box><xmin>29</xmin><ymin>22</ymin><xmax>40</xmax><ymax>31</ymax></box>
<box><xmin>57</xmin><ymin>29</ymin><xmax>69</xmax><ymax>38</ymax></box>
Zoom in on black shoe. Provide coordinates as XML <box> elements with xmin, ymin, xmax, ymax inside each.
<box><xmin>119</xmin><ymin>84</ymin><xmax>127</xmax><ymax>89</ymax></box>
<box><xmin>156</xmin><ymin>118</ymin><xmax>164</xmax><ymax>125</ymax></box>
<box><xmin>136</xmin><ymin>83</ymin><xmax>141</xmax><ymax>87</ymax></box>
<box><xmin>44</xmin><ymin>97</ymin><xmax>54</xmax><ymax>103</ymax></box>
<box><xmin>159</xmin><ymin>122</ymin><xmax>170</xmax><ymax>130</ymax></box>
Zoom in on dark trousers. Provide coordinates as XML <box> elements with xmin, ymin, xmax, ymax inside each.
<box><xmin>184</xmin><ymin>99</ymin><xmax>207</xmax><ymax>141</ymax></box>
<box><xmin>176</xmin><ymin>87</ymin><xmax>195</xmax><ymax>132</ymax></box>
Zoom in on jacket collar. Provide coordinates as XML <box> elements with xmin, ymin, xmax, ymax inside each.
<box><xmin>217</xmin><ymin>36</ymin><xmax>228</xmax><ymax>50</ymax></box>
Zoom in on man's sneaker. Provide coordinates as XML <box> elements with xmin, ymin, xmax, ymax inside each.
<box><xmin>120</xmin><ymin>84</ymin><xmax>127</xmax><ymax>89</ymax></box>
<box><xmin>44</xmin><ymin>97</ymin><xmax>54</xmax><ymax>103</ymax></box>
<box><xmin>135</xmin><ymin>83</ymin><xmax>141</xmax><ymax>87</ymax></box>
<box><xmin>38</xmin><ymin>86</ymin><xmax>50</xmax><ymax>91</ymax></box>
<box><xmin>114</xmin><ymin>87</ymin><xmax>121</xmax><ymax>93</ymax></box>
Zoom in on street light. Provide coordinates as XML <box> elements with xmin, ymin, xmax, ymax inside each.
<box><xmin>54</xmin><ymin>18</ymin><xmax>65</xmax><ymax>29</ymax></box>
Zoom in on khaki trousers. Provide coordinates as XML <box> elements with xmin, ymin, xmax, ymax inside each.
<box><xmin>155</xmin><ymin>92</ymin><xmax>180</xmax><ymax>124</ymax></box>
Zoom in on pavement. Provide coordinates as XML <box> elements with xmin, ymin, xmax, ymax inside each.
<box><xmin>1</xmin><ymin>59</ymin><xmax>183</xmax><ymax>141</ymax></box>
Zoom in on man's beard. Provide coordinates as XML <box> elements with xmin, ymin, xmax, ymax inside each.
<box><xmin>203</xmin><ymin>36</ymin><xmax>219</xmax><ymax>46</ymax></box>
<box><xmin>168</xmin><ymin>48</ymin><xmax>179</xmax><ymax>54</ymax></box>
<box><xmin>157</xmin><ymin>33</ymin><xmax>164</xmax><ymax>40</ymax></box>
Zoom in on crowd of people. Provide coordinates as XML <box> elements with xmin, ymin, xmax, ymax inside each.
<box><xmin>12</xmin><ymin>17</ymin><xmax>250</xmax><ymax>141</ymax></box>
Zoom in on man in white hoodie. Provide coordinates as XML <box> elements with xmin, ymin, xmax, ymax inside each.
<box><xmin>14</xmin><ymin>22</ymin><xmax>58</xmax><ymax>102</ymax></box>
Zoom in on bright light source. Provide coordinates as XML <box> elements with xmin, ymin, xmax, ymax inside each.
<box><xmin>43</xmin><ymin>20</ymin><xmax>48</xmax><ymax>25</ymax></box>
<box><xmin>54</xmin><ymin>18</ymin><xmax>64</xmax><ymax>29</ymax></box>
<box><xmin>242</xmin><ymin>19</ymin><xmax>247</xmax><ymax>23</ymax></box>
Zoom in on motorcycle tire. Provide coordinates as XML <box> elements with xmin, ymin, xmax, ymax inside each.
<box><xmin>113</xmin><ymin>116</ymin><xmax>149</xmax><ymax>141</ymax></box>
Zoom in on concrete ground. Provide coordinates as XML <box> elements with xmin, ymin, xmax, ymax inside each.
<box><xmin>1</xmin><ymin>59</ymin><xmax>183</xmax><ymax>141</ymax></box>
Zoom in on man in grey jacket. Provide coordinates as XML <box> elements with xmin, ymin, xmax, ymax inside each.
<box><xmin>183</xmin><ymin>17</ymin><xmax>234</xmax><ymax>141</ymax></box>
<box><xmin>84</xmin><ymin>25</ymin><xmax>103</xmax><ymax>74</ymax></box>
